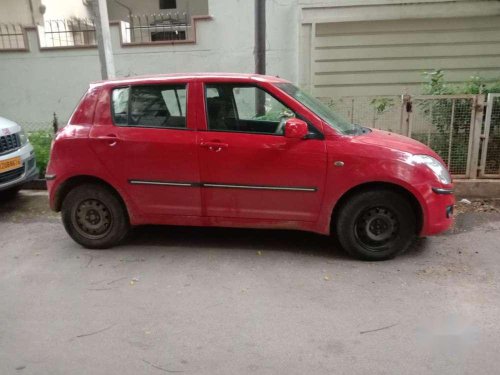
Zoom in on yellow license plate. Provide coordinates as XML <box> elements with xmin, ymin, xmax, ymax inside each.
<box><xmin>0</xmin><ymin>157</ymin><xmax>22</xmax><ymax>173</ymax></box>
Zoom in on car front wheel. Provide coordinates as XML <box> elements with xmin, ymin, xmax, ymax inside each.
<box><xmin>0</xmin><ymin>186</ymin><xmax>21</xmax><ymax>201</ymax></box>
<box><xmin>335</xmin><ymin>190</ymin><xmax>416</xmax><ymax>261</ymax></box>
<box><xmin>62</xmin><ymin>183</ymin><xmax>129</xmax><ymax>249</ymax></box>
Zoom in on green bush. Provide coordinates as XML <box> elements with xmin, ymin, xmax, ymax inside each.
<box><xmin>422</xmin><ymin>69</ymin><xmax>500</xmax><ymax>95</ymax></box>
<box><xmin>28</xmin><ymin>130</ymin><xmax>53</xmax><ymax>178</ymax></box>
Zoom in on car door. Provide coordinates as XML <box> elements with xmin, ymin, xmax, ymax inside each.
<box><xmin>89</xmin><ymin>82</ymin><xmax>202</xmax><ymax>216</ymax></box>
<box><xmin>198</xmin><ymin>82</ymin><xmax>327</xmax><ymax>221</ymax></box>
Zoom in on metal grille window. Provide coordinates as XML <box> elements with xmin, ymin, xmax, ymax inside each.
<box><xmin>0</xmin><ymin>24</ymin><xmax>26</xmax><ymax>50</ymax></box>
<box><xmin>123</xmin><ymin>13</ymin><xmax>189</xmax><ymax>43</ymax></box>
<box><xmin>40</xmin><ymin>19</ymin><xmax>96</xmax><ymax>48</ymax></box>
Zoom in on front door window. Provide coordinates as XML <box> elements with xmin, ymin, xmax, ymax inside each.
<box><xmin>205</xmin><ymin>84</ymin><xmax>294</xmax><ymax>135</ymax></box>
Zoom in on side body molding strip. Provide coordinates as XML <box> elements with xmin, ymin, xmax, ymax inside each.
<box><xmin>128</xmin><ymin>180</ymin><xmax>317</xmax><ymax>192</ymax></box>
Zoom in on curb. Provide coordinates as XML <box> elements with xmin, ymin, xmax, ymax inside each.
<box><xmin>454</xmin><ymin>179</ymin><xmax>500</xmax><ymax>199</ymax></box>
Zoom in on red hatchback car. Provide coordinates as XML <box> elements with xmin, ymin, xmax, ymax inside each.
<box><xmin>46</xmin><ymin>73</ymin><xmax>454</xmax><ymax>260</ymax></box>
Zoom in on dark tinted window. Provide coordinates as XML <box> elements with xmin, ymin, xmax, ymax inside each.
<box><xmin>160</xmin><ymin>0</ymin><xmax>176</xmax><ymax>9</ymax></box>
<box><xmin>205</xmin><ymin>84</ymin><xmax>294</xmax><ymax>135</ymax></box>
<box><xmin>112</xmin><ymin>84</ymin><xmax>187</xmax><ymax>129</ymax></box>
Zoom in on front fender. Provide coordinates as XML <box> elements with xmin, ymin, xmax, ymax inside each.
<box><xmin>316</xmin><ymin>140</ymin><xmax>441</xmax><ymax>235</ymax></box>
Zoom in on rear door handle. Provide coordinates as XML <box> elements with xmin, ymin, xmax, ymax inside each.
<box><xmin>96</xmin><ymin>134</ymin><xmax>118</xmax><ymax>146</ymax></box>
<box><xmin>200</xmin><ymin>141</ymin><xmax>228</xmax><ymax>152</ymax></box>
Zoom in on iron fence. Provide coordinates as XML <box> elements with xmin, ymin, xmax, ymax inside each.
<box><xmin>0</xmin><ymin>24</ymin><xmax>26</xmax><ymax>50</ymax></box>
<box><xmin>39</xmin><ymin>19</ymin><xmax>96</xmax><ymax>48</ymax></box>
<box><xmin>13</xmin><ymin>121</ymin><xmax>54</xmax><ymax>133</ymax></box>
<box><xmin>407</xmin><ymin>95</ymin><xmax>479</xmax><ymax>177</ymax></box>
<box><xmin>321</xmin><ymin>96</ymin><xmax>402</xmax><ymax>133</ymax></box>
<box><xmin>480</xmin><ymin>94</ymin><xmax>500</xmax><ymax>178</ymax></box>
<box><xmin>121</xmin><ymin>13</ymin><xmax>190</xmax><ymax>44</ymax></box>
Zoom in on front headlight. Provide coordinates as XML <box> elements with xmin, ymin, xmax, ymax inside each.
<box><xmin>410</xmin><ymin>154</ymin><xmax>451</xmax><ymax>185</ymax></box>
<box><xmin>18</xmin><ymin>130</ymin><xmax>29</xmax><ymax>146</ymax></box>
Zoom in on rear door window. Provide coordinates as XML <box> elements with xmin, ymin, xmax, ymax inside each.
<box><xmin>111</xmin><ymin>84</ymin><xmax>187</xmax><ymax>129</ymax></box>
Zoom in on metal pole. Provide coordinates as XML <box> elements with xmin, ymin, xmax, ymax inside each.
<box><xmin>92</xmin><ymin>0</ymin><xmax>115</xmax><ymax>79</ymax></box>
<box><xmin>27</xmin><ymin>0</ymin><xmax>36</xmax><ymax>25</ymax></box>
<box><xmin>255</xmin><ymin>0</ymin><xmax>266</xmax><ymax>116</ymax></box>
<box><xmin>255</xmin><ymin>0</ymin><xmax>266</xmax><ymax>75</ymax></box>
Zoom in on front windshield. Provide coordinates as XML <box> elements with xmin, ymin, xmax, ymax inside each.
<box><xmin>276</xmin><ymin>83</ymin><xmax>358</xmax><ymax>135</ymax></box>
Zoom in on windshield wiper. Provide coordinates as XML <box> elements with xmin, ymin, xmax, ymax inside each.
<box><xmin>343</xmin><ymin>123</ymin><xmax>371</xmax><ymax>136</ymax></box>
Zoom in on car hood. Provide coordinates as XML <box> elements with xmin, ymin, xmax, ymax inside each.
<box><xmin>353</xmin><ymin>128</ymin><xmax>442</xmax><ymax>160</ymax></box>
<box><xmin>0</xmin><ymin>116</ymin><xmax>21</xmax><ymax>135</ymax></box>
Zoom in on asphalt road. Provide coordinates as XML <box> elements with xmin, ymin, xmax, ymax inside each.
<box><xmin>1</xmin><ymin>191</ymin><xmax>500</xmax><ymax>375</ymax></box>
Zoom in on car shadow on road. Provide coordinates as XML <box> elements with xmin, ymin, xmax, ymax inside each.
<box><xmin>124</xmin><ymin>225</ymin><xmax>348</xmax><ymax>259</ymax></box>
<box><xmin>120</xmin><ymin>225</ymin><xmax>430</xmax><ymax>261</ymax></box>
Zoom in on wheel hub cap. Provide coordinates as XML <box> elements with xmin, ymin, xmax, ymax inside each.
<box><xmin>74</xmin><ymin>199</ymin><xmax>112</xmax><ymax>238</ymax></box>
<box><xmin>355</xmin><ymin>207</ymin><xmax>399</xmax><ymax>250</ymax></box>
<box><xmin>365</xmin><ymin>214</ymin><xmax>394</xmax><ymax>241</ymax></box>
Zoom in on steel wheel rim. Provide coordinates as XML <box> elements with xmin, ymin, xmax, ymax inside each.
<box><xmin>354</xmin><ymin>207</ymin><xmax>399</xmax><ymax>251</ymax></box>
<box><xmin>72</xmin><ymin>199</ymin><xmax>112</xmax><ymax>240</ymax></box>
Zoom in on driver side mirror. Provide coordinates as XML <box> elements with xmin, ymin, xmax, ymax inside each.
<box><xmin>284</xmin><ymin>118</ymin><xmax>308</xmax><ymax>139</ymax></box>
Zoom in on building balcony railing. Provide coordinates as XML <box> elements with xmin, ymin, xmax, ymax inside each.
<box><xmin>0</xmin><ymin>24</ymin><xmax>27</xmax><ymax>51</ymax></box>
<box><xmin>1</xmin><ymin>13</ymin><xmax>210</xmax><ymax>51</ymax></box>
<box><xmin>39</xmin><ymin>18</ymin><xmax>97</xmax><ymax>48</ymax></box>
<box><xmin>121</xmin><ymin>13</ymin><xmax>190</xmax><ymax>44</ymax></box>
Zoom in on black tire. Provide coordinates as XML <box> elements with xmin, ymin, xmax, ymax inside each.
<box><xmin>0</xmin><ymin>186</ymin><xmax>21</xmax><ymax>201</ymax></box>
<box><xmin>335</xmin><ymin>190</ymin><xmax>416</xmax><ymax>261</ymax></box>
<box><xmin>61</xmin><ymin>183</ymin><xmax>129</xmax><ymax>249</ymax></box>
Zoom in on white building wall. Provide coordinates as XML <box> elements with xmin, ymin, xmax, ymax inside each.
<box><xmin>0</xmin><ymin>0</ymin><xmax>92</xmax><ymax>25</ymax></box>
<box><xmin>42</xmin><ymin>0</ymin><xmax>92</xmax><ymax>20</ymax></box>
<box><xmin>0</xmin><ymin>0</ymin><xmax>42</xmax><ymax>24</ymax></box>
<box><xmin>0</xmin><ymin>0</ymin><xmax>299</xmax><ymax>128</ymax></box>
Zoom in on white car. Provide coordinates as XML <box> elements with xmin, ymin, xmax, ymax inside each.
<box><xmin>0</xmin><ymin>116</ymin><xmax>38</xmax><ymax>196</ymax></box>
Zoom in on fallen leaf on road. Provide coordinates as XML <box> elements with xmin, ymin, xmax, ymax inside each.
<box><xmin>257</xmin><ymin>251</ymin><xmax>262</xmax><ymax>256</ymax></box>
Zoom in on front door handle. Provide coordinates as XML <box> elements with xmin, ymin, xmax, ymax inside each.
<box><xmin>200</xmin><ymin>141</ymin><xmax>228</xmax><ymax>152</ymax></box>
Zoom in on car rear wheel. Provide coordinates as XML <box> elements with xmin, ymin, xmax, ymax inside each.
<box><xmin>62</xmin><ymin>183</ymin><xmax>129</xmax><ymax>249</ymax></box>
<box><xmin>335</xmin><ymin>190</ymin><xmax>416</xmax><ymax>261</ymax></box>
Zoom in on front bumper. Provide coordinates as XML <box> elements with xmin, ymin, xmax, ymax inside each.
<box><xmin>420</xmin><ymin>185</ymin><xmax>455</xmax><ymax>236</ymax></box>
<box><xmin>0</xmin><ymin>146</ymin><xmax>38</xmax><ymax>192</ymax></box>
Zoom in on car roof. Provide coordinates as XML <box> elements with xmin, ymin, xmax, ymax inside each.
<box><xmin>91</xmin><ymin>72</ymin><xmax>290</xmax><ymax>87</ymax></box>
